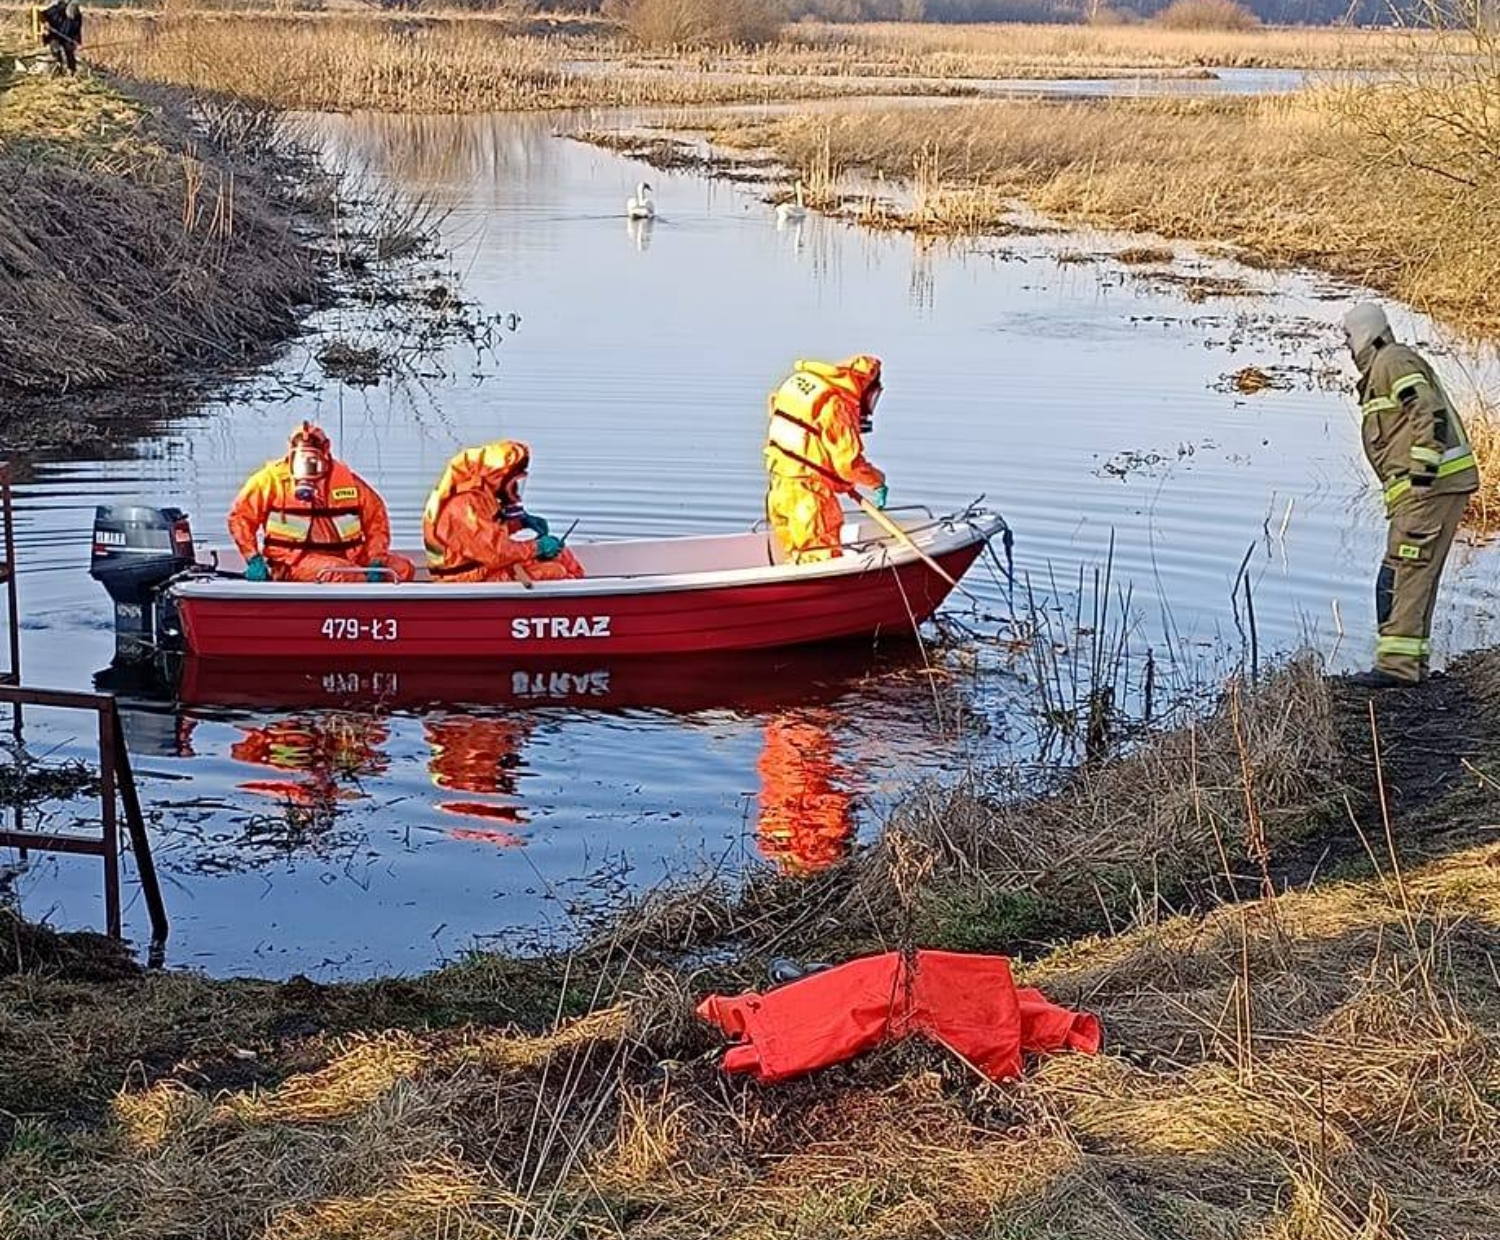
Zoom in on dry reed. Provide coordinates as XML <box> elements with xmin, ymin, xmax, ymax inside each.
<box><xmin>0</xmin><ymin>69</ymin><xmax>323</xmax><ymax>396</ymax></box>
<box><xmin>5</xmin><ymin>655</ymin><xmax>1500</xmax><ymax>1238</ymax></box>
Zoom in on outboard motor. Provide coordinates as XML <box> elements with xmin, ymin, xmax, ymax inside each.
<box><xmin>89</xmin><ymin>506</ymin><xmax>196</xmax><ymax>662</ymax></box>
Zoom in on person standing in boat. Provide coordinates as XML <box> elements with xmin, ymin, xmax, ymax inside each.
<box><xmin>764</xmin><ymin>354</ymin><xmax>888</xmax><ymax>563</ymax></box>
<box><xmin>228</xmin><ymin>422</ymin><xmax>416</xmax><ymax>584</ymax></box>
<box><xmin>423</xmin><ymin>440</ymin><xmax>584</xmax><ymax>583</ymax></box>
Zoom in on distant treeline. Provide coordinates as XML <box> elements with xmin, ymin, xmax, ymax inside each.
<box><xmin>513</xmin><ymin>0</ymin><xmax>1406</xmax><ymax>26</ymax></box>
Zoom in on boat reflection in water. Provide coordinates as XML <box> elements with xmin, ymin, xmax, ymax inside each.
<box><xmin>98</xmin><ymin>642</ymin><xmax>946</xmax><ymax>874</ymax></box>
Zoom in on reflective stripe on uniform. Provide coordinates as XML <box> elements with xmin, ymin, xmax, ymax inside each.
<box><xmin>266</xmin><ymin>513</ymin><xmax>310</xmax><ymax>542</ymax></box>
<box><xmin>1384</xmin><ymin>477</ymin><xmax>1411</xmax><ymax>507</ymax></box>
<box><xmin>1398</xmin><ymin>543</ymin><xmax>1422</xmax><ymax>560</ymax></box>
<box><xmin>1362</xmin><ymin>396</ymin><xmax>1399</xmax><ymax>419</ymax></box>
<box><xmin>1390</xmin><ymin>372</ymin><xmax>1430</xmax><ymax>395</ymax></box>
<box><xmin>1437</xmin><ymin>450</ymin><xmax>1477</xmax><ymax>477</ymax></box>
<box><xmin>1377</xmin><ymin>635</ymin><xmax>1431</xmax><ymax>658</ymax></box>
<box><xmin>1411</xmin><ymin>446</ymin><xmax>1441</xmax><ymax>467</ymax></box>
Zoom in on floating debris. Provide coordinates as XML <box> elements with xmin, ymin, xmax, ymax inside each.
<box><xmin>1115</xmin><ymin>246</ymin><xmax>1174</xmax><ymax>266</ymax></box>
<box><xmin>316</xmin><ymin>340</ymin><xmax>386</xmax><ymax>388</ymax></box>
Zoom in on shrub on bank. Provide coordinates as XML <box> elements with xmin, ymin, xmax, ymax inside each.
<box><xmin>1153</xmin><ymin>0</ymin><xmax>1259</xmax><ymax>29</ymax></box>
<box><xmin>603</xmin><ymin>0</ymin><xmax>785</xmax><ymax>47</ymax></box>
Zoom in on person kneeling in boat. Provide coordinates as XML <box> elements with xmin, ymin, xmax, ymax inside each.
<box><xmin>228</xmin><ymin>422</ymin><xmax>416</xmax><ymax>584</ymax></box>
<box><xmin>424</xmin><ymin>440</ymin><xmax>585</xmax><ymax>583</ymax></box>
<box><xmin>765</xmin><ymin>354</ymin><xmax>887</xmax><ymax>564</ymax></box>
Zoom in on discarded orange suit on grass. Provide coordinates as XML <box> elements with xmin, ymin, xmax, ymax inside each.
<box><xmin>696</xmin><ymin>950</ymin><xmax>1101</xmax><ymax>1084</ymax></box>
<box><xmin>228</xmin><ymin>423</ymin><xmax>416</xmax><ymax>584</ymax></box>
<box><xmin>423</xmin><ymin>441</ymin><xmax>584</xmax><ymax>584</ymax></box>
<box><xmin>755</xmin><ymin>716</ymin><xmax>854</xmax><ymax>875</ymax></box>
<box><xmin>764</xmin><ymin>356</ymin><xmax>886</xmax><ymax>564</ymax></box>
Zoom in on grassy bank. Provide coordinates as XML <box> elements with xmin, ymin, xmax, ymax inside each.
<box><xmin>707</xmin><ymin>83</ymin><xmax>1500</xmax><ymax>337</ymax></box>
<box><xmin>66</xmin><ymin>11</ymin><xmax>1427</xmax><ymax>113</ymax></box>
<box><xmin>5</xmin><ymin>652</ymin><xmax>1500</xmax><ymax>1237</ymax></box>
<box><xmin>0</xmin><ymin>60</ymin><xmax>324</xmax><ymax>421</ymax></box>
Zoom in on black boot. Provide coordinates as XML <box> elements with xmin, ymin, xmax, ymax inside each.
<box><xmin>1347</xmin><ymin>668</ymin><xmax>1413</xmax><ymax>690</ymax></box>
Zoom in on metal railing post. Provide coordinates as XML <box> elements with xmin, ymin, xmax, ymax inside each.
<box><xmin>111</xmin><ymin>702</ymin><xmax>168</xmax><ymax>946</ymax></box>
<box><xmin>97</xmin><ymin>705</ymin><xmax>122</xmax><ymax>939</ymax></box>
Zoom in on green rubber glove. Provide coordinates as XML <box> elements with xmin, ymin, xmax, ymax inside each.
<box><xmin>245</xmin><ymin>554</ymin><xmax>271</xmax><ymax>582</ymax></box>
<box><xmin>534</xmin><ymin>534</ymin><xmax>564</xmax><ymax>562</ymax></box>
<box><xmin>366</xmin><ymin>558</ymin><xmax>387</xmax><ymax>583</ymax></box>
<box><xmin>520</xmin><ymin>512</ymin><xmax>550</xmax><ymax>537</ymax></box>
<box><xmin>872</xmin><ymin>483</ymin><xmax>889</xmax><ymax>510</ymax></box>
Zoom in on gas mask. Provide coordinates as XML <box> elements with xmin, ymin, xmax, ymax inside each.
<box><xmin>498</xmin><ymin>472</ymin><xmax>527</xmax><ymax>521</ymax></box>
<box><xmin>859</xmin><ymin>381</ymin><xmax>882</xmax><ymax>434</ymax></box>
<box><xmin>291</xmin><ymin>445</ymin><xmax>329</xmax><ymax>503</ymax></box>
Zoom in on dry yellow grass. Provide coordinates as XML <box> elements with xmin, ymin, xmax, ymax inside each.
<box><xmin>782</xmin><ymin>18</ymin><xmax>1429</xmax><ymax>74</ymax></box>
<box><xmin>710</xmin><ymin>85</ymin><xmax>1500</xmax><ymax>336</ymax></box>
<box><xmin>5</xmin><ymin>653</ymin><xmax>1500</xmax><ymax>1239</ymax></box>
<box><xmin>69</xmin><ymin>9</ymin><xmax>1432</xmax><ymax>113</ymax></box>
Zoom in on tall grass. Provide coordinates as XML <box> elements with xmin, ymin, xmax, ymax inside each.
<box><xmin>81</xmin><ymin>10</ymin><xmax>1433</xmax><ymax>114</ymax></box>
<box><xmin>7</xmin><ymin>653</ymin><xmax>1500</xmax><ymax>1239</ymax></box>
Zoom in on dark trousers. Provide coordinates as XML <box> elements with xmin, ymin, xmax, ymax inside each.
<box><xmin>44</xmin><ymin>36</ymin><xmax>76</xmax><ymax>74</ymax></box>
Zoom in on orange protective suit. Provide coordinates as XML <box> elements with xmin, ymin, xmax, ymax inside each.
<box><xmin>228</xmin><ymin>423</ymin><xmax>415</xmax><ymax>584</ymax></box>
<box><xmin>764</xmin><ymin>355</ymin><xmax>886</xmax><ymax>564</ymax></box>
<box><xmin>425</xmin><ymin>713</ymin><xmax>530</xmax><ymax>836</ymax></box>
<box><xmin>423</xmin><ymin>441</ymin><xmax>584</xmax><ymax>584</ymax></box>
<box><xmin>697</xmin><ymin>950</ymin><xmax>1102</xmax><ymax>1085</ymax></box>
<box><xmin>755</xmin><ymin>715</ymin><xmax>855</xmax><ymax>875</ymax></box>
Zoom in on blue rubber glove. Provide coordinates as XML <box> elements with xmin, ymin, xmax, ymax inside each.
<box><xmin>872</xmin><ymin>483</ymin><xmax>889</xmax><ymax>510</ymax></box>
<box><xmin>534</xmin><ymin>534</ymin><xmax>564</xmax><ymax>562</ymax></box>
<box><xmin>245</xmin><ymin>554</ymin><xmax>271</xmax><ymax>582</ymax></box>
<box><xmin>519</xmin><ymin>512</ymin><xmax>550</xmax><ymax>537</ymax></box>
<box><xmin>366</xmin><ymin>558</ymin><xmax>387</xmax><ymax>583</ymax></box>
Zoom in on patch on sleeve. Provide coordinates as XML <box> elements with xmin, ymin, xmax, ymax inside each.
<box><xmin>332</xmin><ymin>487</ymin><xmax>359</xmax><ymax>502</ymax></box>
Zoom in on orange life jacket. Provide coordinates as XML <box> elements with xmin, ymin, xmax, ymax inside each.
<box><xmin>263</xmin><ymin>461</ymin><xmax>368</xmax><ymax>556</ymax></box>
<box><xmin>764</xmin><ymin>360</ymin><xmax>875</xmax><ymax>486</ymax></box>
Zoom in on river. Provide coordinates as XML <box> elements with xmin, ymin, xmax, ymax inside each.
<box><xmin>5</xmin><ymin>108</ymin><xmax>1497</xmax><ymax>978</ymax></box>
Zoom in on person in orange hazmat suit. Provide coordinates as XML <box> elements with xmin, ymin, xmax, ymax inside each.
<box><xmin>423</xmin><ymin>440</ymin><xmax>585</xmax><ymax>583</ymax></box>
<box><xmin>764</xmin><ymin>355</ymin><xmax>888</xmax><ymax>564</ymax></box>
<box><xmin>227</xmin><ymin>422</ymin><xmax>416</xmax><ymax>584</ymax></box>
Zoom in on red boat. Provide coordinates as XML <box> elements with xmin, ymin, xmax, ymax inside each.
<box><xmin>92</xmin><ymin>504</ymin><xmax>1007</xmax><ymax>661</ymax></box>
<box><xmin>177</xmin><ymin>508</ymin><xmax>1004</xmax><ymax>660</ymax></box>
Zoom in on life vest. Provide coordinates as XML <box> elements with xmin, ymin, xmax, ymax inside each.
<box><xmin>423</xmin><ymin>441</ymin><xmax>529</xmax><ymax>578</ymax></box>
<box><xmin>264</xmin><ymin>461</ymin><xmax>367</xmax><ymax>555</ymax></box>
<box><xmin>765</xmin><ymin>364</ymin><xmax>857</xmax><ymax>484</ymax></box>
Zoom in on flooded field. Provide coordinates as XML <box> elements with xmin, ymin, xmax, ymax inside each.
<box><xmin>5</xmin><ymin>109</ymin><xmax>1498</xmax><ymax>978</ymax></box>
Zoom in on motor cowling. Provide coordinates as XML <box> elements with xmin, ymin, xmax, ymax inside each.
<box><xmin>89</xmin><ymin>506</ymin><xmax>196</xmax><ymax>661</ymax></box>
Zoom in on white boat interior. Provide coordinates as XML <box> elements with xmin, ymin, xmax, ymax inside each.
<box><xmin>176</xmin><ymin>506</ymin><xmax>1006</xmax><ymax>599</ymax></box>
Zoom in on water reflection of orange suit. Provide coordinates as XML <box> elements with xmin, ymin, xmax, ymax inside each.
<box><xmin>231</xmin><ymin>714</ymin><xmax>390</xmax><ymax>807</ymax></box>
<box><xmin>755</xmin><ymin>714</ymin><xmax>855</xmax><ymax>875</ymax></box>
<box><xmin>425</xmin><ymin>713</ymin><xmax>531</xmax><ymax>846</ymax></box>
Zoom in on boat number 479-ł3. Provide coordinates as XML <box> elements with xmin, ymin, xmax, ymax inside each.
<box><xmin>321</xmin><ymin>618</ymin><xmax>399</xmax><ymax>641</ymax></box>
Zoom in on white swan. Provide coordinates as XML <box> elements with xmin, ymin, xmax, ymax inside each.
<box><xmin>776</xmin><ymin>181</ymin><xmax>809</xmax><ymax>226</ymax></box>
<box><xmin>626</xmin><ymin>182</ymin><xmax>655</xmax><ymax>220</ymax></box>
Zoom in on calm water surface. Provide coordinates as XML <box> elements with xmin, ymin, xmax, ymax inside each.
<box><xmin>6</xmin><ymin>110</ymin><xmax>1498</xmax><ymax>976</ymax></box>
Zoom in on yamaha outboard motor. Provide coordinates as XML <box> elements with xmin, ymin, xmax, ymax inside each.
<box><xmin>89</xmin><ymin>506</ymin><xmax>196</xmax><ymax>662</ymax></box>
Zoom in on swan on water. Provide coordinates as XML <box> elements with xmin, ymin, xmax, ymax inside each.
<box><xmin>776</xmin><ymin>181</ymin><xmax>809</xmax><ymax>226</ymax></box>
<box><xmin>627</xmin><ymin>182</ymin><xmax>655</xmax><ymax>220</ymax></box>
